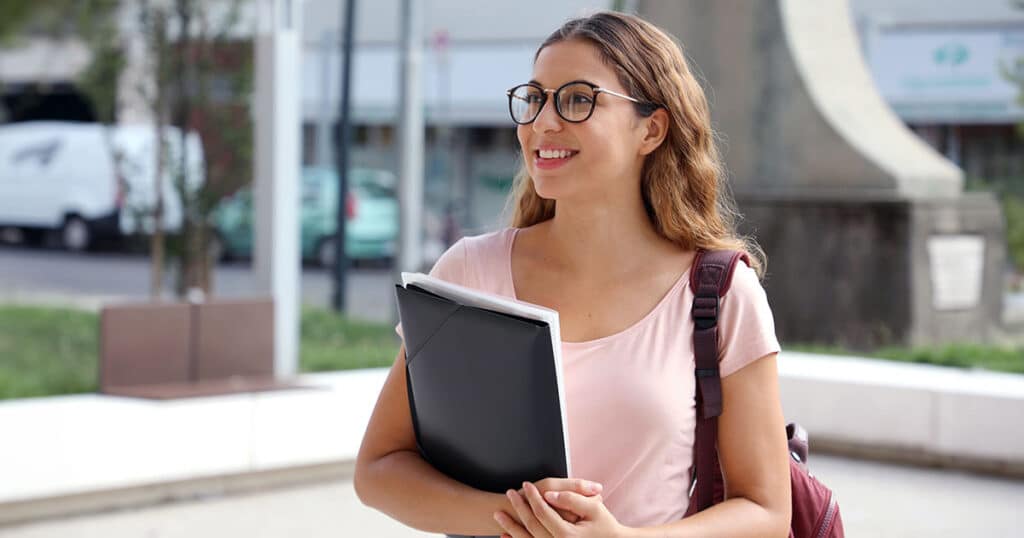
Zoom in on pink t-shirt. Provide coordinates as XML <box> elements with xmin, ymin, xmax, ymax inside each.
<box><xmin>397</xmin><ymin>227</ymin><xmax>780</xmax><ymax>529</ymax></box>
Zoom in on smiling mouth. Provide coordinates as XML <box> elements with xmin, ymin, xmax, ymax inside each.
<box><xmin>535</xmin><ymin>150</ymin><xmax>579</xmax><ymax>160</ymax></box>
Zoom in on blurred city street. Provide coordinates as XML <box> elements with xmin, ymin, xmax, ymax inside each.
<box><xmin>1</xmin><ymin>454</ymin><xmax>1022</xmax><ymax>538</ymax></box>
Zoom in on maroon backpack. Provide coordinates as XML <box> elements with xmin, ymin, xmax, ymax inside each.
<box><xmin>683</xmin><ymin>250</ymin><xmax>844</xmax><ymax>537</ymax></box>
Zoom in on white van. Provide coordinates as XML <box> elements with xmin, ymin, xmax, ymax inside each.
<box><xmin>0</xmin><ymin>121</ymin><xmax>204</xmax><ymax>251</ymax></box>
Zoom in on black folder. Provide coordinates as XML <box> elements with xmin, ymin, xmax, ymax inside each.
<box><xmin>394</xmin><ymin>277</ymin><xmax>570</xmax><ymax>494</ymax></box>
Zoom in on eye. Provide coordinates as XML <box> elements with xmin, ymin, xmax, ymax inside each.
<box><xmin>569</xmin><ymin>93</ymin><xmax>593</xmax><ymax>105</ymax></box>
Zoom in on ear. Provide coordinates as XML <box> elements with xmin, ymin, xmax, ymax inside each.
<box><xmin>638</xmin><ymin>107</ymin><xmax>669</xmax><ymax>156</ymax></box>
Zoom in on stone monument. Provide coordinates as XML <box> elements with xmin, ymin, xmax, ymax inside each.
<box><xmin>638</xmin><ymin>0</ymin><xmax>1005</xmax><ymax>348</ymax></box>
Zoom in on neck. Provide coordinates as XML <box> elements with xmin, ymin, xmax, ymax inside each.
<box><xmin>540</xmin><ymin>186</ymin><xmax>670</xmax><ymax>278</ymax></box>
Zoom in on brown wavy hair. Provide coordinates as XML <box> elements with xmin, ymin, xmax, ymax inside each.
<box><xmin>504</xmin><ymin>11</ymin><xmax>765</xmax><ymax>276</ymax></box>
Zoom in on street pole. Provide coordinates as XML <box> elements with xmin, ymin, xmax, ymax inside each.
<box><xmin>254</xmin><ymin>0</ymin><xmax>302</xmax><ymax>378</ymax></box>
<box><xmin>332</xmin><ymin>0</ymin><xmax>356</xmax><ymax>312</ymax></box>
<box><xmin>316</xmin><ymin>30</ymin><xmax>334</xmax><ymax>168</ymax></box>
<box><xmin>393</xmin><ymin>0</ymin><xmax>424</xmax><ymax>307</ymax></box>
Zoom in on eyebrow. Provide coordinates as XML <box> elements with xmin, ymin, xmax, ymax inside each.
<box><xmin>526</xmin><ymin>78</ymin><xmax>599</xmax><ymax>88</ymax></box>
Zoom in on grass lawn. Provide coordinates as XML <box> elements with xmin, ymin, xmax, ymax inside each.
<box><xmin>2</xmin><ymin>304</ymin><xmax>1023</xmax><ymax>400</ymax></box>
<box><xmin>0</xmin><ymin>304</ymin><xmax>401</xmax><ymax>400</ymax></box>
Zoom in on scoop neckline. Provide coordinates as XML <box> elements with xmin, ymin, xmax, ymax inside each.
<box><xmin>505</xmin><ymin>227</ymin><xmax>692</xmax><ymax>348</ymax></box>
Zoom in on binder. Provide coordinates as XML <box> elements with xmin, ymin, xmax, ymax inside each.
<box><xmin>394</xmin><ymin>272</ymin><xmax>572</xmax><ymax>493</ymax></box>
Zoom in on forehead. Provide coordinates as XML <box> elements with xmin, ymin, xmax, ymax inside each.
<box><xmin>531</xmin><ymin>39</ymin><xmax>621</xmax><ymax>90</ymax></box>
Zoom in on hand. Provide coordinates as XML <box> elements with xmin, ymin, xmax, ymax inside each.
<box><xmin>494</xmin><ymin>481</ymin><xmax>628</xmax><ymax>538</ymax></box>
<box><xmin>517</xmin><ymin>478</ymin><xmax>603</xmax><ymax>524</ymax></box>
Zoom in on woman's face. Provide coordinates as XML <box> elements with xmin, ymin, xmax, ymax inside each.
<box><xmin>517</xmin><ymin>39</ymin><xmax>652</xmax><ymax>204</ymax></box>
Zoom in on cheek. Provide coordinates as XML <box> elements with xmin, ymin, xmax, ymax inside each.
<box><xmin>516</xmin><ymin>126</ymin><xmax>531</xmax><ymax>156</ymax></box>
<box><xmin>578</xmin><ymin>130</ymin><xmax>619</xmax><ymax>166</ymax></box>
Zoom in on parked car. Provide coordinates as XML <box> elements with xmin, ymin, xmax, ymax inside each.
<box><xmin>212</xmin><ymin>166</ymin><xmax>398</xmax><ymax>267</ymax></box>
<box><xmin>0</xmin><ymin>121</ymin><xmax>203</xmax><ymax>251</ymax></box>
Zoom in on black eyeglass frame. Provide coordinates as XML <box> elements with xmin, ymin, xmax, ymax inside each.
<box><xmin>505</xmin><ymin>80</ymin><xmax>661</xmax><ymax>125</ymax></box>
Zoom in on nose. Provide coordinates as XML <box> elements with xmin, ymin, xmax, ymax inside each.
<box><xmin>532</xmin><ymin>93</ymin><xmax>563</xmax><ymax>134</ymax></box>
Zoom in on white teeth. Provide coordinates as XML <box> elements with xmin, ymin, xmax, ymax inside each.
<box><xmin>539</xmin><ymin>149</ymin><xmax>574</xmax><ymax>159</ymax></box>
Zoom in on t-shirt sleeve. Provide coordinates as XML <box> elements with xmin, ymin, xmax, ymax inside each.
<box><xmin>717</xmin><ymin>261</ymin><xmax>781</xmax><ymax>377</ymax></box>
<box><xmin>394</xmin><ymin>238</ymin><xmax>471</xmax><ymax>341</ymax></box>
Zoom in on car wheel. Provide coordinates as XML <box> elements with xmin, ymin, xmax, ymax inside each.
<box><xmin>61</xmin><ymin>216</ymin><xmax>91</xmax><ymax>252</ymax></box>
<box><xmin>317</xmin><ymin>236</ymin><xmax>336</xmax><ymax>269</ymax></box>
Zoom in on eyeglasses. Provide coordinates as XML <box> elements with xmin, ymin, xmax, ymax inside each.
<box><xmin>506</xmin><ymin>80</ymin><xmax>660</xmax><ymax>125</ymax></box>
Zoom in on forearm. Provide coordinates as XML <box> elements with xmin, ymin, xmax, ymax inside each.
<box><xmin>625</xmin><ymin>497</ymin><xmax>788</xmax><ymax>538</ymax></box>
<box><xmin>354</xmin><ymin>449</ymin><xmax>512</xmax><ymax>536</ymax></box>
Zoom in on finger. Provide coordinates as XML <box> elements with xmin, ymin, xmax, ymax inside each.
<box><xmin>566</xmin><ymin>478</ymin><xmax>603</xmax><ymax>495</ymax></box>
<box><xmin>523</xmin><ymin>481</ymin><xmax>573</xmax><ymax>536</ymax></box>
<box><xmin>556</xmin><ymin>508</ymin><xmax>580</xmax><ymax>523</ymax></box>
<box><xmin>507</xmin><ymin>489</ymin><xmax>551</xmax><ymax>538</ymax></box>
<box><xmin>523</xmin><ymin>487</ymin><xmax>578</xmax><ymax>523</ymax></box>
<box><xmin>544</xmin><ymin>490</ymin><xmax>599</xmax><ymax>520</ymax></box>
<box><xmin>538</xmin><ymin>478</ymin><xmax>603</xmax><ymax>496</ymax></box>
<box><xmin>493</xmin><ymin>511</ymin><xmax>529</xmax><ymax>538</ymax></box>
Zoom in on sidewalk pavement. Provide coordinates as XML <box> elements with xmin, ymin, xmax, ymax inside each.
<box><xmin>2</xmin><ymin>454</ymin><xmax>1023</xmax><ymax>538</ymax></box>
<box><xmin>1</xmin><ymin>353</ymin><xmax>1023</xmax><ymax>529</ymax></box>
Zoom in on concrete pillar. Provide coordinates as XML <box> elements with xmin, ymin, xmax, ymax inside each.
<box><xmin>254</xmin><ymin>0</ymin><xmax>303</xmax><ymax>377</ymax></box>
<box><xmin>394</xmin><ymin>0</ymin><xmax>425</xmax><ymax>275</ymax></box>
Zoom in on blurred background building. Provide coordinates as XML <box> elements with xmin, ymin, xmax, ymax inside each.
<box><xmin>851</xmin><ymin>0</ymin><xmax>1024</xmax><ymax>184</ymax></box>
<box><xmin>1</xmin><ymin>0</ymin><xmax>1022</xmax><ymax>237</ymax></box>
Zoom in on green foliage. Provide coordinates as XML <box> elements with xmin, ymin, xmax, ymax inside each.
<box><xmin>786</xmin><ymin>342</ymin><xmax>1024</xmax><ymax>374</ymax></box>
<box><xmin>0</xmin><ymin>305</ymin><xmax>400</xmax><ymax>400</ymax></box>
<box><xmin>874</xmin><ymin>344</ymin><xmax>1024</xmax><ymax>373</ymax></box>
<box><xmin>77</xmin><ymin>33</ymin><xmax>125</xmax><ymax>123</ymax></box>
<box><xmin>966</xmin><ymin>178</ymin><xmax>1024</xmax><ymax>278</ymax></box>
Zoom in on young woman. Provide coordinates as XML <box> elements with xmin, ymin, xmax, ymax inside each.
<box><xmin>355</xmin><ymin>11</ymin><xmax>791</xmax><ymax>538</ymax></box>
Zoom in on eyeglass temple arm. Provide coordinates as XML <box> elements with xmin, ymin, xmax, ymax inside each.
<box><xmin>594</xmin><ymin>87</ymin><xmax>642</xmax><ymax>104</ymax></box>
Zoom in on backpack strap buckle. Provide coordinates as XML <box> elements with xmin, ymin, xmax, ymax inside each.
<box><xmin>692</xmin><ymin>293</ymin><xmax>719</xmax><ymax>330</ymax></box>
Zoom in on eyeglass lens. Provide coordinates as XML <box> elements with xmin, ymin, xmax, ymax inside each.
<box><xmin>510</xmin><ymin>83</ymin><xmax>596</xmax><ymax>124</ymax></box>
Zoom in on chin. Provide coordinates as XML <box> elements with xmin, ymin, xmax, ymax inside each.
<box><xmin>530</xmin><ymin>173</ymin><xmax>571</xmax><ymax>201</ymax></box>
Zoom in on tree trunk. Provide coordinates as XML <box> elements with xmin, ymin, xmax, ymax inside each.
<box><xmin>149</xmin><ymin>7</ymin><xmax>169</xmax><ymax>300</ymax></box>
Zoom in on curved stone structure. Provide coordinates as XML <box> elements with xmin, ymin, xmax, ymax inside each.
<box><xmin>640</xmin><ymin>0</ymin><xmax>961</xmax><ymax>199</ymax></box>
<box><xmin>639</xmin><ymin>0</ymin><xmax>1005</xmax><ymax>347</ymax></box>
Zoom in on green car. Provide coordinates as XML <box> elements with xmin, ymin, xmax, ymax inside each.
<box><xmin>212</xmin><ymin>167</ymin><xmax>398</xmax><ymax>267</ymax></box>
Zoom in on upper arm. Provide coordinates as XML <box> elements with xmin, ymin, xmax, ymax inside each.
<box><xmin>355</xmin><ymin>345</ymin><xmax>418</xmax><ymax>473</ymax></box>
<box><xmin>717</xmin><ymin>353</ymin><xmax>791</xmax><ymax>516</ymax></box>
<box><xmin>713</xmin><ymin>259</ymin><xmax>789</xmax><ymax>511</ymax></box>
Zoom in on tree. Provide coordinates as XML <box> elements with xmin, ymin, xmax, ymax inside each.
<box><xmin>157</xmin><ymin>0</ymin><xmax>253</xmax><ymax>297</ymax></box>
<box><xmin>1</xmin><ymin>0</ymin><xmax>253</xmax><ymax>299</ymax></box>
<box><xmin>137</xmin><ymin>2</ymin><xmax>172</xmax><ymax>299</ymax></box>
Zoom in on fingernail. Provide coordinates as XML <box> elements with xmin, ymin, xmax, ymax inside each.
<box><xmin>545</xmin><ymin>491</ymin><xmax>558</xmax><ymax>501</ymax></box>
<box><xmin>590</xmin><ymin>482</ymin><xmax>603</xmax><ymax>493</ymax></box>
<box><xmin>493</xmin><ymin>512</ymin><xmax>503</xmax><ymax>522</ymax></box>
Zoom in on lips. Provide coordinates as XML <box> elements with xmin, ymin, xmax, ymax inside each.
<box><xmin>533</xmin><ymin>148</ymin><xmax>578</xmax><ymax>170</ymax></box>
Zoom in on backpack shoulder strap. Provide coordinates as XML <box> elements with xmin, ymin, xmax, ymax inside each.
<box><xmin>690</xmin><ymin>249</ymin><xmax>749</xmax><ymax>418</ymax></box>
<box><xmin>688</xmin><ymin>249</ymin><xmax>749</xmax><ymax>514</ymax></box>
